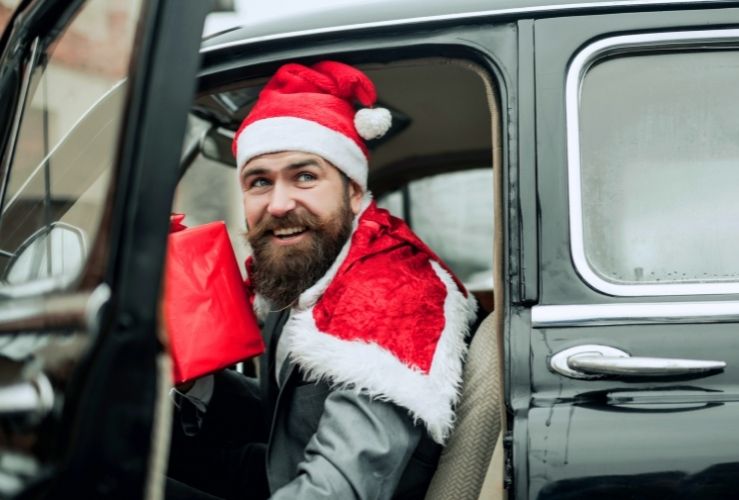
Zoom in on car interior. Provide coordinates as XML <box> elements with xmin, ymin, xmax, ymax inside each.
<box><xmin>174</xmin><ymin>55</ymin><xmax>506</xmax><ymax>498</ymax></box>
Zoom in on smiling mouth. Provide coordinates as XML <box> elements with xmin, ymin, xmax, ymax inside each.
<box><xmin>271</xmin><ymin>226</ymin><xmax>308</xmax><ymax>239</ymax></box>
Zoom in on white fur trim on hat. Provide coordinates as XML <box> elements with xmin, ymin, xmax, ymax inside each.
<box><xmin>236</xmin><ymin>117</ymin><xmax>368</xmax><ymax>190</ymax></box>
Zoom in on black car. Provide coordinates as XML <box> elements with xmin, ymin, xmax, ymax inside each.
<box><xmin>1</xmin><ymin>0</ymin><xmax>739</xmax><ymax>498</ymax></box>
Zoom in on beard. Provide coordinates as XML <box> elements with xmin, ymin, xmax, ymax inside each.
<box><xmin>246</xmin><ymin>196</ymin><xmax>354</xmax><ymax>311</ymax></box>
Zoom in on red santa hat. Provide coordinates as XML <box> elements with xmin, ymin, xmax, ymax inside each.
<box><xmin>232</xmin><ymin>61</ymin><xmax>392</xmax><ymax>190</ymax></box>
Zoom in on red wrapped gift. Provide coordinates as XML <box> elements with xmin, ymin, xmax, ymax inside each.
<box><xmin>164</xmin><ymin>215</ymin><xmax>264</xmax><ymax>384</ymax></box>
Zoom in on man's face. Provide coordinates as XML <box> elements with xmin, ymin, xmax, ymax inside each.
<box><xmin>240</xmin><ymin>151</ymin><xmax>363</xmax><ymax>309</ymax></box>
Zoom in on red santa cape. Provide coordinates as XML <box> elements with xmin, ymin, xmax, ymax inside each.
<box><xmin>248</xmin><ymin>197</ymin><xmax>478</xmax><ymax>444</ymax></box>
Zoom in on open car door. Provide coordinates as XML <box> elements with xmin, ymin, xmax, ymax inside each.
<box><xmin>0</xmin><ymin>0</ymin><xmax>208</xmax><ymax>498</ymax></box>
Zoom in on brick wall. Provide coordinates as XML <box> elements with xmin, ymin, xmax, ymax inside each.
<box><xmin>0</xmin><ymin>3</ymin><xmax>138</xmax><ymax>79</ymax></box>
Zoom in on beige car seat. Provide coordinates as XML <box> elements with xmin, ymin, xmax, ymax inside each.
<box><xmin>424</xmin><ymin>312</ymin><xmax>505</xmax><ymax>500</ymax></box>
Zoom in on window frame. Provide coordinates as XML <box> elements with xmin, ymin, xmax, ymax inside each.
<box><xmin>566</xmin><ymin>28</ymin><xmax>739</xmax><ymax>297</ymax></box>
<box><xmin>0</xmin><ymin>1</ymin><xmax>143</xmax><ymax>300</ymax></box>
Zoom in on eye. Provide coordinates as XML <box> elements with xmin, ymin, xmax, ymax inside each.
<box><xmin>296</xmin><ymin>172</ymin><xmax>317</xmax><ymax>183</ymax></box>
<box><xmin>246</xmin><ymin>177</ymin><xmax>271</xmax><ymax>190</ymax></box>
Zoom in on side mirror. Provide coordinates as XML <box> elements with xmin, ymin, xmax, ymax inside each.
<box><xmin>3</xmin><ymin>222</ymin><xmax>86</xmax><ymax>286</ymax></box>
<box><xmin>199</xmin><ymin>126</ymin><xmax>236</xmax><ymax>167</ymax></box>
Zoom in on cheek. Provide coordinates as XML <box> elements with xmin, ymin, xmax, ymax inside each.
<box><xmin>242</xmin><ymin>196</ymin><xmax>264</xmax><ymax>229</ymax></box>
<box><xmin>298</xmin><ymin>186</ymin><xmax>345</xmax><ymax>217</ymax></box>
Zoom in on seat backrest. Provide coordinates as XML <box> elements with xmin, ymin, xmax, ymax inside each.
<box><xmin>424</xmin><ymin>312</ymin><xmax>503</xmax><ymax>500</ymax></box>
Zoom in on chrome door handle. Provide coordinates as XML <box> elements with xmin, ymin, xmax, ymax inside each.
<box><xmin>550</xmin><ymin>345</ymin><xmax>726</xmax><ymax>379</ymax></box>
<box><xmin>0</xmin><ymin>373</ymin><xmax>54</xmax><ymax>417</ymax></box>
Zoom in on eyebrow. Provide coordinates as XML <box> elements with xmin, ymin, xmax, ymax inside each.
<box><xmin>241</xmin><ymin>159</ymin><xmax>324</xmax><ymax>181</ymax></box>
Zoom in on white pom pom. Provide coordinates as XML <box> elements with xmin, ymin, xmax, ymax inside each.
<box><xmin>354</xmin><ymin>107</ymin><xmax>392</xmax><ymax>140</ymax></box>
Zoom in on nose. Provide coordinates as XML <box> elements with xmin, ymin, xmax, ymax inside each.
<box><xmin>266</xmin><ymin>182</ymin><xmax>296</xmax><ymax>218</ymax></box>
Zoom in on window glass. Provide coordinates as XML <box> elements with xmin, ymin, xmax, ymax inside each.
<box><xmin>0</xmin><ymin>0</ymin><xmax>20</xmax><ymax>35</ymax></box>
<box><xmin>0</xmin><ymin>0</ymin><xmax>142</xmax><ymax>288</ymax></box>
<box><xmin>579</xmin><ymin>51</ymin><xmax>739</xmax><ymax>286</ymax></box>
<box><xmin>377</xmin><ymin>168</ymin><xmax>494</xmax><ymax>291</ymax></box>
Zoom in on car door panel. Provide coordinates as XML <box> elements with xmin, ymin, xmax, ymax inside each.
<box><xmin>518</xmin><ymin>7</ymin><xmax>739</xmax><ymax>499</ymax></box>
<box><xmin>529</xmin><ymin>403</ymin><xmax>739</xmax><ymax>498</ymax></box>
<box><xmin>0</xmin><ymin>1</ymin><xmax>209</xmax><ymax>497</ymax></box>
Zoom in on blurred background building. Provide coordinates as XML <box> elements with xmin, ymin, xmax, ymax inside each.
<box><xmin>0</xmin><ymin>0</ymin><xmax>355</xmax><ymax>273</ymax></box>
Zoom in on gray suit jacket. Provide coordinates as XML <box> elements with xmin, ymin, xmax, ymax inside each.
<box><xmin>206</xmin><ymin>309</ymin><xmax>441</xmax><ymax>499</ymax></box>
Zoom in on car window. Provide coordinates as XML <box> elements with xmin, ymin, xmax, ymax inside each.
<box><xmin>0</xmin><ymin>0</ymin><xmax>141</xmax><ymax>289</ymax></box>
<box><xmin>0</xmin><ymin>1</ymin><xmax>20</xmax><ymax>34</ymax></box>
<box><xmin>376</xmin><ymin>168</ymin><xmax>494</xmax><ymax>291</ymax></box>
<box><xmin>576</xmin><ymin>49</ymin><xmax>739</xmax><ymax>292</ymax></box>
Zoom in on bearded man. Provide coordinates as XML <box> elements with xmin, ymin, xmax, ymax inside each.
<box><xmin>167</xmin><ymin>61</ymin><xmax>478</xmax><ymax>500</ymax></box>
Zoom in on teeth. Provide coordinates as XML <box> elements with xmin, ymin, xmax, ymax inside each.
<box><xmin>273</xmin><ymin>226</ymin><xmax>306</xmax><ymax>237</ymax></box>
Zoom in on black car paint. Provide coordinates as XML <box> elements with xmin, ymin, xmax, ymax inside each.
<box><xmin>2</xmin><ymin>0</ymin><xmax>739</xmax><ymax>497</ymax></box>
<box><xmin>56</xmin><ymin>3</ymin><xmax>208</xmax><ymax>497</ymax></box>
<box><xmin>519</xmin><ymin>6</ymin><xmax>739</xmax><ymax>499</ymax></box>
<box><xmin>0</xmin><ymin>0</ymin><xmax>210</xmax><ymax>497</ymax></box>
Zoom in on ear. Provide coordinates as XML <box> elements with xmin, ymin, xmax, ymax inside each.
<box><xmin>348</xmin><ymin>180</ymin><xmax>363</xmax><ymax>215</ymax></box>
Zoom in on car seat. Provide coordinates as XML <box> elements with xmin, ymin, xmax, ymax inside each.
<box><xmin>424</xmin><ymin>312</ymin><xmax>504</xmax><ymax>500</ymax></box>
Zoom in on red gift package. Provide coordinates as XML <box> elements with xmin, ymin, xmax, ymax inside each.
<box><xmin>164</xmin><ymin>215</ymin><xmax>264</xmax><ymax>384</ymax></box>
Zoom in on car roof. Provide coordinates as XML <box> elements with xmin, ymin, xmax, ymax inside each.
<box><xmin>201</xmin><ymin>0</ymin><xmax>732</xmax><ymax>52</ymax></box>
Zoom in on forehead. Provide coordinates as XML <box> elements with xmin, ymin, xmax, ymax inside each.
<box><xmin>243</xmin><ymin>151</ymin><xmax>329</xmax><ymax>171</ymax></box>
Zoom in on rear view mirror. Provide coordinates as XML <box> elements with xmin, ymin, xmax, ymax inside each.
<box><xmin>3</xmin><ymin>223</ymin><xmax>86</xmax><ymax>286</ymax></box>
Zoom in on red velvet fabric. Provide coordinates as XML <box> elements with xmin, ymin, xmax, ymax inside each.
<box><xmin>312</xmin><ymin>203</ymin><xmax>466</xmax><ymax>373</ymax></box>
<box><xmin>233</xmin><ymin>61</ymin><xmax>377</xmax><ymax>158</ymax></box>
